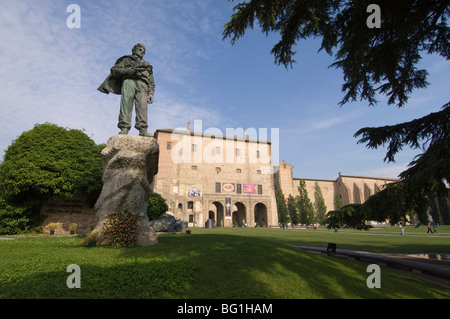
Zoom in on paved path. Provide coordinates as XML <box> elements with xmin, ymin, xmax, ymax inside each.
<box><xmin>323</xmin><ymin>232</ymin><xmax>450</xmax><ymax>238</ymax></box>
<box><xmin>292</xmin><ymin>245</ymin><xmax>450</xmax><ymax>280</ymax></box>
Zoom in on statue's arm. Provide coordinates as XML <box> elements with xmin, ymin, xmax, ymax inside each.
<box><xmin>111</xmin><ymin>58</ymin><xmax>136</xmax><ymax>78</ymax></box>
<box><xmin>148</xmin><ymin>72</ymin><xmax>155</xmax><ymax>95</ymax></box>
<box><xmin>147</xmin><ymin>72</ymin><xmax>155</xmax><ymax>104</ymax></box>
<box><xmin>135</xmin><ymin>64</ymin><xmax>155</xmax><ymax>103</ymax></box>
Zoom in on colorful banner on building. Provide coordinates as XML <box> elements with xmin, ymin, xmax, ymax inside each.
<box><xmin>243</xmin><ymin>184</ymin><xmax>256</xmax><ymax>193</ymax></box>
<box><xmin>188</xmin><ymin>188</ymin><xmax>201</xmax><ymax>197</ymax></box>
<box><xmin>222</xmin><ymin>183</ymin><xmax>235</xmax><ymax>192</ymax></box>
<box><xmin>225</xmin><ymin>196</ymin><xmax>231</xmax><ymax>220</ymax></box>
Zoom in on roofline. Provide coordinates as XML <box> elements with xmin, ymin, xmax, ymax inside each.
<box><xmin>293</xmin><ymin>175</ymin><xmax>400</xmax><ymax>183</ymax></box>
<box><xmin>154</xmin><ymin>128</ymin><xmax>272</xmax><ymax>144</ymax></box>
<box><xmin>338</xmin><ymin>174</ymin><xmax>400</xmax><ymax>182</ymax></box>
<box><xmin>293</xmin><ymin>178</ymin><xmax>336</xmax><ymax>183</ymax></box>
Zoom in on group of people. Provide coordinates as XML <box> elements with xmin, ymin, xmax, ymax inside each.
<box><xmin>427</xmin><ymin>222</ymin><xmax>439</xmax><ymax>234</ymax></box>
<box><xmin>399</xmin><ymin>222</ymin><xmax>439</xmax><ymax>236</ymax></box>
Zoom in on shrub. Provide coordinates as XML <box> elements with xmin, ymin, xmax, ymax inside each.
<box><xmin>147</xmin><ymin>192</ymin><xmax>168</xmax><ymax>221</ymax></box>
<box><xmin>46</xmin><ymin>223</ymin><xmax>59</xmax><ymax>231</ymax></box>
<box><xmin>69</xmin><ymin>223</ymin><xmax>78</xmax><ymax>233</ymax></box>
<box><xmin>102</xmin><ymin>212</ymin><xmax>138</xmax><ymax>247</ymax></box>
<box><xmin>0</xmin><ymin>199</ymin><xmax>32</xmax><ymax>235</ymax></box>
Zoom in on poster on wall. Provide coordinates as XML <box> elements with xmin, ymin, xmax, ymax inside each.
<box><xmin>188</xmin><ymin>188</ymin><xmax>201</xmax><ymax>197</ymax></box>
<box><xmin>222</xmin><ymin>183</ymin><xmax>235</xmax><ymax>192</ymax></box>
<box><xmin>225</xmin><ymin>196</ymin><xmax>231</xmax><ymax>220</ymax></box>
<box><xmin>243</xmin><ymin>184</ymin><xmax>256</xmax><ymax>193</ymax></box>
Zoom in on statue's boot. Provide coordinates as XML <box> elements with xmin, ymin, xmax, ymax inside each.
<box><xmin>139</xmin><ymin>130</ymin><xmax>152</xmax><ymax>138</ymax></box>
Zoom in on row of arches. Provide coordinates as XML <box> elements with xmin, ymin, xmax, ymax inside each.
<box><xmin>208</xmin><ymin>201</ymin><xmax>268</xmax><ymax>227</ymax></box>
<box><xmin>342</xmin><ymin>182</ymin><xmax>382</xmax><ymax>205</ymax></box>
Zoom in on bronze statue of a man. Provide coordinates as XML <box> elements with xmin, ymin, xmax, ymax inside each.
<box><xmin>98</xmin><ymin>43</ymin><xmax>155</xmax><ymax>137</ymax></box>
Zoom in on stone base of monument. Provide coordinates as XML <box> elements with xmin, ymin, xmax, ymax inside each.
<box><xmin>92</xmin><ymin>134</ymin><xmax>159</xmax><ymax>246</ymax></box>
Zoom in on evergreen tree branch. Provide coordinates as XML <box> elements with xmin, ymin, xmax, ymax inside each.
<box><xmin>223</xmin><ymin>0</ymin><xmax>449</xmax><ymax>107</ymax></box>
<box><xmin>354</xmin><ymin>102</ymin><xmax>450</xmax><ymax>163</ymax></box>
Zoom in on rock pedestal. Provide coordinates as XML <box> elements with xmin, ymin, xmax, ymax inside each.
<box><xmin>93</xmin><ymin>134</ymin><xmax>159</xmax><ymax>246</ymax></box>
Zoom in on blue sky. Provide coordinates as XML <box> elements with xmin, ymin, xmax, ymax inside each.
<box><xmin>0</xmin><ymin>0</ymin><xmax>448</xmax><ymax>180</ymax></box>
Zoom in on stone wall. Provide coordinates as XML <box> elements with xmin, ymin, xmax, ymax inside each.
<box><xmin>40</xmin><ymin>195</ymin><xmax>96</xmax><ymax>234</ymax></box>
<box><xmin>275</xmin><ymin>160</ymin><xmax>399</xmax><ymax>212</ymax></box>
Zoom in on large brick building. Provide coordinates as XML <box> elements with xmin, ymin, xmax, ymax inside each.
<box><xmin>152</xmin><ymin>124</ymin><xmax>278</xmax><ymax>228</ymax></box>
<box><xmin>151</xmin><ymin>123</ymin><xmax>399</xmax><ymax>227</ymax></box>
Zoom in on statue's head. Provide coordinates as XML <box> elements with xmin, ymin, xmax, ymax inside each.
<box><xmin>132</xmin><ymin>43</ymin><xmax>146</xmax><ymax>58</ymax></box>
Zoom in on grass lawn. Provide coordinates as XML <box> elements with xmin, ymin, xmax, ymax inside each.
<box><xmin>226</xmin><ymin>225</ymin><xmax>450</xmax><ymax>254</ymax></box>
<box><xmin>0</xmin><ymin>226</ymin><xmax>449</xmax><ymax>299</ymax></box>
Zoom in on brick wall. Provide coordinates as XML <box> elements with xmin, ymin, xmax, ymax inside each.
<box><xmin>40</xmin><ymin>195</ymin><xmax>97</xmax><ymax>234</ymax></box>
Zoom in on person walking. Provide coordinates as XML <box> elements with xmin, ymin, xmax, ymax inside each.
<box><xmin>433</xmin><ymin>222</ymin><xmax>438</xmax><ymax>234</ymax></box>
<box><xmin>399</xmin><ymin>223</ymin><xmax>405</xmax><ymax>236</ymax></box>
<box><xmin>427</xmin><ymin>223</ymin><xmax>433</xmax><ymax>234</ymax></box>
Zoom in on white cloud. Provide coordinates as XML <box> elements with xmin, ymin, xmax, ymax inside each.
<box><xmin>148</xmin><ymin>92</ymin><xmax>229</xmax><ymax>133</ymax></box>
<box><xmin>311</xmin><ymin>116</ymin><xmax>348</xmax><ymax>130</ymax></box>
<box><xmin>0</xmin><ymin>0</ymin><xmax>230</xmax><ymax>159</ymax></box>
<box><xmin>310</xmin><ymin>107</ymin><xmax>367</xmax><ymax>130</ymax></box>
<box><xmin>361</xmin><ymin>163</ymin><xmax>409</xmax><ymax>179</ymax></box>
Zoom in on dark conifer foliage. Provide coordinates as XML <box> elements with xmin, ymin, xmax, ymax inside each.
<box><xmin>224</xmin><ymin>0</ymin><xmax>449</xmax><ymax>224</ymax></box>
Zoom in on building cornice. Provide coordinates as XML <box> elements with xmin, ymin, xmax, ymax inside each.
<box><xmin>154</xmin><ymin>128</ymin><xmax>272</xmax><ymax>144</ymax></box>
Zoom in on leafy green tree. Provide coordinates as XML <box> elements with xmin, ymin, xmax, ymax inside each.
<box><xmin>334</xmin><ymin>193</ymin><xmax>344</xmax><ymax>211</ymax></box>
<box><xmin>314</xmin><ymin>182</ymin><xmax>327</xmax><ymax>225</ymax></box>
<box><xmin>0</xmin><ymin>123</ymin><xmax>104</xmax><ymax>233</ymax></box>
<box><xmin>287</xmin><ymin>194</ymin><xmax>299</xmax><ymax>227</ymax></box>
<box><xmin>275</xmin><ymin>189</ymin><xmax>289</xmax><ymax>228</ymax></box>
<box><xmin>363</xmin><ymin>182</ymin><xmax>429</xmax><ymax>225</ymax></box>
<box><xmin>297</xmin><ymin>180</ymin><xmax>314</xmax><ymax>225</ymax></box>
<box><xmin>326</xmin><ymin>204</ymin><xmax>372</xmax><ymax>231</ymax></box>
<box><xmin>147</xmin><ymin>191</ymin><xmax>169</xmax><ymax>221</ymax></box>
<box><xmin>223</xmin><ymin>1</ymin><xmax>449</xmax><ymax>223</ymax></box>
<box><xmin>327</xmin><ymin>181</ymin><xmax>438</xmax><ymax>228</ymax></box>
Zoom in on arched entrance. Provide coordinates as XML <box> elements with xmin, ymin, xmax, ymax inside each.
<box><xmin>254</xmin><ymin>203</ymin><xmax>267</xmax><ymax>227</ymax></box>
<box><xmin>232</xmin><ymin>202</ymin><xmax>247</xmax><ymax>227</ymax></box>
<box><xmin>212</xmin><ymin>201</ymin><xmax>224</xmax><ymax>227</ymax></box>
